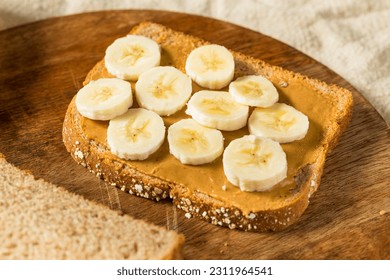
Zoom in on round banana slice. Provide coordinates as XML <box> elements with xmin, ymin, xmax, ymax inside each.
<box><xmin>104</xmin><ymin>35</ymin><xmax>161</xmax><ymax>81</ymax></box>
<box><xmin>135</xmin><ymin>66</ymin><xmax>192</xmax><ymax>116</ymax></box>
<box><xmin>223</xmin><ymin>135</ymin><xmax>287</xmax><ymax>192</ymax></box>
<box><xmin>186</xmin><ymin>90</ymin><xmax>249</xmax><ymax>131</ymax></box>
<box><xmin>229</xmin><ymin>75</ymin><xmax>279</xmax><ymax>107</ymax></box>
<box><xmin>107</xmin><ymin>108</ymin><xmax>165</xmax><ymax>160</ymax></box>
<box><xmin>248</xmin><ymin>103</ymin><xmax>309</xmax><ymax>143</ymax></box>
<box><xmin>75</xmin><ymin>78</ymin><xmax>133</xmax><ymax>121</ymax></box>
<box><xmin>168</xmin><ymin>119</ymin><xmax>224</xmax><ymax>165</ymax></box>
<box><xmin>185</xmin><ymin>44</ymin><xmax>235</xmax><ymax>90</ymax></box>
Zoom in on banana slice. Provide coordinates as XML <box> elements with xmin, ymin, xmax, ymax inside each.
<box><xmin>168</xmin><ymin>119</ymin><xmax>224</xmax><ymax>165</ymax></box>
<box><xmin>186</xmin><ymin>90</ymin><xmax>249</xmax><ymax>131</ymax></box>
<box><xmin>75</xmin><ymin>78</ymin><xmax>133</xmax><ymax>121</ymax></box>
<box><xmin>229</xmin><ymin>75</ymin><xmax>279</xmax><ymax>107</ymax></box>
<box><xmin>185</xmin><ymin>44</ymin><xmax>235</xmax><ymax>89</ymax></box>
<box><xmin>104</xmin><ymin>35</ymin><xmax>161</xmax><ymax>81</ymax></box>
<box><xmin>135</xmin><ymin>66</ymin><xmax>192</xmax><ymax>116</ymax></box>
<box><xmin>223</xmin><ymin>135</ymin><xmax>287</xmax><ymax>192</ymax></box>
<box><xmin>107</xmin><ymin>108</ymin><xmax>165</xmax><ymax>160</ymax></box>
<box><xmin>248</xmin><ymin>103</ymin><xmax>309</xmax><ymax>143</ymax></box>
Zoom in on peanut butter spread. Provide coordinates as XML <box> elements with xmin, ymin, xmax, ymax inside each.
<box><xmin>78</xmin><ymin>39</ymin><xmax>336</xmax><ymax>214</ymax></box>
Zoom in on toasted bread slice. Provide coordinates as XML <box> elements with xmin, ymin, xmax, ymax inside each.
<box><xmin>0</xmin><ymin>155</ymin><xmax>184</xmax><ymax>259</ymax></box>
<box><xmin>63</xmin><ymin>22</ymin><xmax>353</xmax><ymax>232</ymax></box>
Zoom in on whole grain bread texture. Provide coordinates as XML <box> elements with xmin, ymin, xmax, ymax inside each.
<box><xmin>0</xmin><ymin>155</ymin><xmax>184</xmax><ymax>259</ymax></box>
<box><xmin>63</xmin><ymin>22</ymin><xmax>353</xmax><ymax>232</ymax></box>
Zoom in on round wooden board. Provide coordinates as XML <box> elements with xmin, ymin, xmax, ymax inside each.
<box><xmin>0</xmin><ymin>10</ymin><xmax>389</xmax><ymax>259</ymax></box>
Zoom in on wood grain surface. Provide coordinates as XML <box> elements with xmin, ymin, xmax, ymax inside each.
<box><xmin>0</xmin><ymin>10</ymin><xmax>389</xmax><ymax>260</ymax></box>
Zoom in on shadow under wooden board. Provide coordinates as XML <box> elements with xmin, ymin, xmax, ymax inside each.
<box><xmin>0</xmin><ymin>10</ymin><xmax>389</xmax><ymax>260</ymax></box>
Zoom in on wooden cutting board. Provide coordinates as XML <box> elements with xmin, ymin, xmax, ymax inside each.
<box><xmin>0</xmin><ymin>10</ymin><xmax>389</xmax><ymax>260</ymax></box>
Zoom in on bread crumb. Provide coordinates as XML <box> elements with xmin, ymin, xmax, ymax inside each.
<box><xmin>379</xmin><ymin>210</ymin><xmax>386</xmax><ymax>215</ymax></box>
<box><xmin>279</xmin><ymin>81</ymin><xmax>288</xmax><ymax>87</ymax></box>
<box><xmin>154</xmin><ymin>187</ymin><xmax>163</xmax><ymax>194</ymax></box>
<box><xmin>74</xmin><ymin>150</ymin><xmax>84</xmax><ymax>159</ymax></box>
<box><xmin>134</xmin><ymin>184</ymin><xmax>143</xmax><ymax>193</ymax></box>
<box><xmin>185</xmin><ymin>213</ymin><xmax>192</xmax><ymax>219</ymax></box>
<box><xmin>248</xmin><ymin>213</ymin><xmax>256</xmax><ymax>220</ymax></box>
<box><xmin>222</xmin><ymin>185</ymin><xmax>227</xmax><ymax>191</ymax></box>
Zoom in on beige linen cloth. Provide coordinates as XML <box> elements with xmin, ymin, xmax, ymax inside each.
<box><xmin>1</xmin><ymin>0</ymin><xmax>389</xmax><ymax>126</ymax></box>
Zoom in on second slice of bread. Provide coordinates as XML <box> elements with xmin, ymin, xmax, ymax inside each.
<box><xmin>0</xmin><ymin>155</ymin><xmax>184</xmax><ymax>259</ymax></box>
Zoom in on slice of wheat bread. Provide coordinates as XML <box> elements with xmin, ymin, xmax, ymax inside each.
<box><xmin>63</xmin><ymin>22</ymin><xmax>353</xmax><ymax>232</ymax></box>
<box><xmin>0</xmin><ymin>155</ymin><xmax>184</xmax><ymax>259</ymax></box>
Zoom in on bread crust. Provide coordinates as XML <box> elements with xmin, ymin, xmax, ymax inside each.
<box><xmin>63</xmin><ymin>22</ymin><xmax>353</xmax><ymax>232</ymax></box>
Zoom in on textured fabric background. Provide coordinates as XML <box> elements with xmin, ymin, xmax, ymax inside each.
<box><xmin>1</xmin><ymin>0</ymin><xmax>389</xmax><ymax>126</ymax></box>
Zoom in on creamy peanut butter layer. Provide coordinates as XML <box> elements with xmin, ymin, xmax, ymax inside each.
<box><xmin>78</xmin><ymin>42</ymin><xmax>335</xmax><ymax>215</ymax></box>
